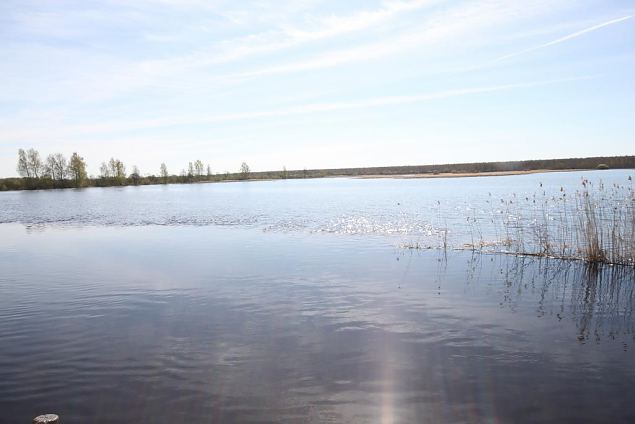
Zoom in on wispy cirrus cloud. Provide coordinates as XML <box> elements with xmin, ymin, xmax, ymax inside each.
<box><xmin>283</xmin><ymin>0</ymin><xmax>439</xmax><ymax>41</ymax></box>
<box><xmin>1</xmin><ymin>0</ymin><xmax>443</xmax><ymax>103</ymax></box>
<box><xmin>0</xmin><ymin>0</ymin><xmax>572</xmax><ymax>104</ymax></box>
<box><xmin>0</xmin><ymin>75</ymin><xmax>593</xmax><ymax>142</ymax></box>
<box><xmin>494</xmin><ymin>15</ymin><xmax>632</xmax><ymax>62</ymax></box>
<box><xmin>1</xmin><ymin>0</ymin><xmax>633</xmax><ymax>176</ymax></box>
<box><xmin>231</xmin><ymin>0</ymin><xmax>564</xmax><ymax>79</ymax></box>
<box><xmin>137</xmin><ymin>0</ymin><xmax>440</xmax><ymax>71</ymax></box>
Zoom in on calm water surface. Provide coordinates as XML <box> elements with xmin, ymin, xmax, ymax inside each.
<box><xmin>1</xmin><ymin>172</ymin><xmax>634</xmax><ymax>423</ymax></box>
<box><xmin>1</xmin><ymin>169</ymin><xmax>632</xmax><ymax>242</ymax></box>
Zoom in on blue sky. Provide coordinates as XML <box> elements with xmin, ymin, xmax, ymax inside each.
<box><xmin>0</xmin><ymin>0</ymin><xmax>633</xmax><ymax>177</ymax></box>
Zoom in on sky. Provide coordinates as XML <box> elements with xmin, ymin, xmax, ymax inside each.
<box><xmin>0</xmin><ymin>0</ymin><xmax>634</xmax><ymax>177</ymax></box>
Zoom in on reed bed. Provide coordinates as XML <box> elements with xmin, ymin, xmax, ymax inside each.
<box><xmin>464</xmin><ymin>176</ymin><xmax>635</xmax><ymax>266</ymax></box>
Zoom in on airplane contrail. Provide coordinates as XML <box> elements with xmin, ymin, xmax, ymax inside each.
<box><xmin>495</xmin><ymin>15</ymin><xmax>632</xmax><ymax>62</ymax></box>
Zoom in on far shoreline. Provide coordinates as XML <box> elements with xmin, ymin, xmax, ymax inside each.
<box><xmin>208</xmin><ymin>168</ymin><xmax>597</xmax><ymax>184</ymax></box>
<box><xmin>353</xmin><ymin>168</ymin><xmax>585</xmax><ymax>180</ymax></box>
<box><xmin>2</xmin><ymin>154</ymin><xmax>633</xmax><ymax>192</ymax></box>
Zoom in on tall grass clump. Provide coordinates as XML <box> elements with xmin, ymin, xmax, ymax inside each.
<box><xmin>568</xmin><ymin>178</ymin><xmax>634</xmax><ymax>265</ymax></box>
<box><xmin>466</xmin><ymin>176</ymin><xmax>635</xmax><ymax>266</ymax></box>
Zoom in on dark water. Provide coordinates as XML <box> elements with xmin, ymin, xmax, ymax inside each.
<box><xmin>1</xmin><ymin>174</ymin><xmax>635</xmax><ymax>423</ymax></box>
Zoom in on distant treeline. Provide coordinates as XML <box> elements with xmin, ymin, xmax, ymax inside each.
<box><xmin>0</xmin><ymin>149</ymin><xmax>633</xmax><ymax>192</ymax></box>
<box><xmin>287</xmin><ymin>155</ymin><xmax>635</xmax><ymax>178</ymax></box>
<box><xmin>1</xmin><ymin>149</ymin><xmax>254</xmax><ymax>191</ymax></box>
<box><xmin>223</xmin><ymin>155</ymin><xmax>635</xmax><ymax>180</ymax></box>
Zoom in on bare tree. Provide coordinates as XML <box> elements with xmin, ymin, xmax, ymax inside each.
<box><xmin>45</xmin><ymin>153</ymin><xmax>68</xmax><ymax>182</ymax></box>
<box><xmin>108</xmin><ymin>158</ymin><xmax>117</xmax><ymax>177</ymax></box>
<box><xmin>17</xmin><ymin>149</ymin><xmax>30</xmax><ymax>178</ymax></box>
<box><xmin>240</xmin><ymin>162</ymin><xmax>250</xmax><ymax>179</ymax></box>
<box><xmin>99</xmin><ymin>162</ymin><xmax>111</xmax><ymax>178</ymax></box>
<box><xmin>108</xmin><ymin>158</ymin><xmax>126</xmax><ymax>184</ymax></box>
<box><xmin>67</xmin><ymin>152</ymin><xmax>87</xmax><ymax>187</ymax></box>
<box><xmin>187</xmin><ymin>162</ymin><xmax>194</xmax><ymax>178</ymax></box>
<box><xmin>160</xmin><ymin>163</ymin><xmax>169</xmax><ymax>183</ymax></box>
<box><xmin>206</xmin><ymin>164</ymin><xmax>212</xmax><ymax>179</ymax></box>
<box><xmin>27</xmin><ymin>149</ymin><xmax>42</xmax><ymax>178</ymax></box>
<box><xmin>194</xmin><ymin>160</ymin><xmax>204</xmax><ymax>177</ymax></box>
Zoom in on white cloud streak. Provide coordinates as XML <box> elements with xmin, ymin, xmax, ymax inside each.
<box><xmin>131</xmin><ymin>0</ymin><xmax>439</xmax><ymax>72</ymax></box>
<box><xmin>283</xmin><ymin>0</ymin><xmax>438</xmax><ymax>41</ymax></box>
<box><xmin>495</xmin><ymin>15</ymin><xmax>632</xmax><ymax>62</ymax></box>
<box><xmin>0</xmin><ymin>75</ymin><xmax>593</xmax><ymax>142</ymax></box>
<box><xmin>1</xmin><ymin>0</ymin><xmax>442</xmax><ymax>104</ymax></box>
<box><xmin>232</xmin><ymin>0</ymin><xmax>560</xmax><ymax>79</ymax></box>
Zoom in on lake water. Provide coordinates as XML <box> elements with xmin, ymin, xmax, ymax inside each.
<box><xmin>1</xmin><ymin>171</ymin><xmax>634</xmax><ymax>423</ymax></box>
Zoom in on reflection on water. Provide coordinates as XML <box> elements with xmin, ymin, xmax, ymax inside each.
<box><xmin>458</xmin><ymin>255</ymin><xmax>634</xmax><ymax>345</ymax></box>
<box><xmin>1</xmin><ymin>225</ymin><xmax>634</xmax><ymax>423</ymax></box>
